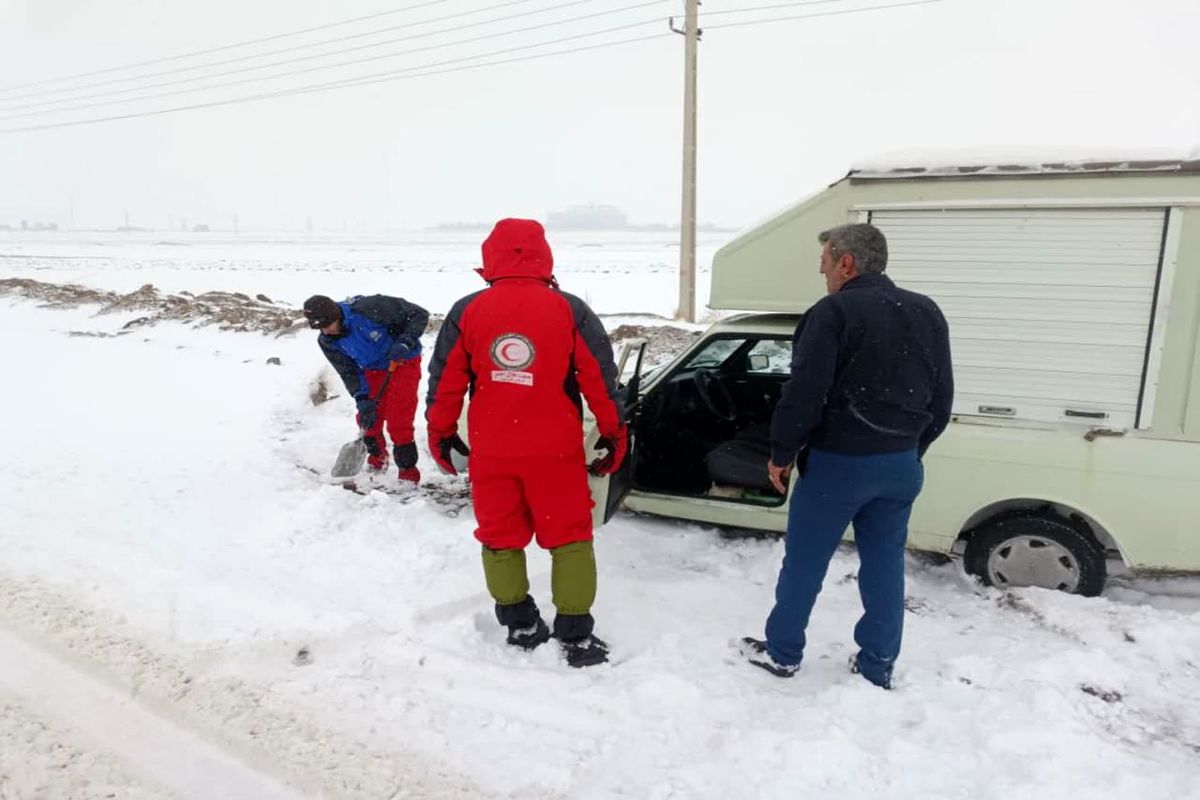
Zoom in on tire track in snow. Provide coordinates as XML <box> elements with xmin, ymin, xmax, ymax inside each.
<box><xmin>0</xmin><ymin>575</ymin><xmax>501</xmax><ymax>800</ymax></box>
<box><xmin>0</xmin><ymin>627</ymin><xmax>298</xmax><ymax>800</ymax></box>
<box><xmin>0</xmin><ymin>693</ymin><xmax>175</xmax><ymax>800</ymax></box>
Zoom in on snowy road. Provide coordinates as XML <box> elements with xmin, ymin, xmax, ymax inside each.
<box><xmin>0</xmin><ymin>626</ymin><xmax>296</xmax><ymax>800</ymax></box>
<box><xmin>2</xmin><ymin>269</ymin><xmax>1200</xmax><ymax>798</ymax></box>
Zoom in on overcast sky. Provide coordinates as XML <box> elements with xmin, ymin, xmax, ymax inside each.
<box><xmin>1</xmin><ymin>0</ymin><xmax>1198</xmax><ymax>231</ymax></box>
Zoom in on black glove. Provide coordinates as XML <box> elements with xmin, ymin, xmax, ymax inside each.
<box><xmin>588</xmin><ymin>425</ymin><xmax>628</xmax><ymax>476</ymax></box>
<box><xmin>389</xmin><ymin>333</ymin><xmax>421</xmax><ymax>361</ymax></box>
<box><xmin>430</xmin><ymin>431</ymin><xmax>470</xmax><ymax>475</ymax></box>
<box><xmin>356</xmin><ymin>396</ymin><xmax>377</xmax><ymax>429</ymax></box>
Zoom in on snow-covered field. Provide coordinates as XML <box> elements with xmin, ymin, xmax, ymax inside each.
<box><xmin>0</xmin><ymin>229</ymin><xmax>726</xmax><ymax>321</ymax></box>
<box><xmin>2</xmin><ymin>234</ymin><xmax>1200</xmax><ymax>799</ymax></box>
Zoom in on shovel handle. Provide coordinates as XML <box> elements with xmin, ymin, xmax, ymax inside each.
<box><xmin>357</xmin><ymin>362</ymin><xmax>400</xmax><ymax>435</ymax></box>
<box><xmin>374</xmin><ymin>362</ymin><xmax>398</xmax><ymax>401</ymax></box>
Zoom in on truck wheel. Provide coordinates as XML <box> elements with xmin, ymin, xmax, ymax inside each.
<box><xmin>964</xmin><ymin>514</ymin><xmax>1106</xmax><ymax>597</ymax></box>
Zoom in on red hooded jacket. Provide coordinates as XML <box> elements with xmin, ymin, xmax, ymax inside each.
<box><xmin>425</xmin><ymin>219</ymin><xmax>623</xmax><ymax>458</ymax></box>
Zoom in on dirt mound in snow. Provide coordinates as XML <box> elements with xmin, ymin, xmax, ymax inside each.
<box><xmin>2</xmin><ymin>279</ymin><xmax>698</xmax><ymax>362</ymax></box>
<box><xmin>607</xmin><ymin>323</ymin><xmax>702</xmax><ymax>365</ymax></box>
<box><xmin>0</xmin><ymin>278</ymin><xmax>306</xmax><ymax>336</ymax></box>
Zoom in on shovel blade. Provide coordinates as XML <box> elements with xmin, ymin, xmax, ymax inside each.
<box><xmin>331</xmin><ymin>437</ymin><xmax>368</xmax><ymax>478</ymax></box>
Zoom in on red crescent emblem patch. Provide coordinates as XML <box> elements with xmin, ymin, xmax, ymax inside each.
<box><xmin>490</xmin><ymin>333</ymin><xmax>535</xmax><ymax>370</ymax></box>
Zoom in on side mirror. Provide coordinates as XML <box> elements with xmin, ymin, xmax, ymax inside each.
<box><xmin>748</xmin><ymin>353</ymin><xmax>770</xmax><ymax>371</ymax></box>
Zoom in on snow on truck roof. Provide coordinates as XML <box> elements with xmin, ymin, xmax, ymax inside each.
<box><xmin>848</xmin><ymin>146</ymin><xmax>1200</xmax><ymax>180</ymax></box>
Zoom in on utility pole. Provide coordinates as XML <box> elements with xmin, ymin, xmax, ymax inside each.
<box><xmin>673</xmin><ymin>0</ymin><xmax>701</xmax><ymax>323</ymax></box>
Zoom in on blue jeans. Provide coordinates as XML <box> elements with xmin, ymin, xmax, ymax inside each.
<box><xmin>764</xmin><ymin>448</ymin><xmax>923</xmax><ymax>686</ymax></box>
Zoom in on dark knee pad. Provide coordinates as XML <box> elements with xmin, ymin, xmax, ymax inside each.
<box><xmin>393</xmin><ymin>441</ymin><xmax>418</xmax><ymax>469</ymax></box>
<box><xmin>364</xmin><ymin>436</ymin><xmax>385</xmax><ymax>457</ymax></box>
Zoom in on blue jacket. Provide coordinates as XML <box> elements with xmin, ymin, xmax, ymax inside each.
<box><xmin>318</xmin><ymin>295</ymin><xmax>429</xmax><ymax>399</ymax></box>
<box><xmin>769</xmin><ymin>273</ymin><xmax>954</xmax><ymax>464</ymax></box>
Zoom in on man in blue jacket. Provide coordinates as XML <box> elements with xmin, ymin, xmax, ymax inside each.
<box><xmin>740</xmin><ymin>223</ymin><xmax>953</xmax><ymax>689</ymax></box>
<box><xmin>304</xmin><ymin>294</ymin><xmax>429</xmax><ymax>484</ymax></box>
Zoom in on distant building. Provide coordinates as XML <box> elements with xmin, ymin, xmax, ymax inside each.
<box><xmin>432</xmin><ymin>221</ymin><xmax>491</xmax><ymax>231</ymax></box>
<box><xmin>546</xmin><ymin>203</ymin><xmax>628</xmax><ymax>231</ymax></box>
<box><xmin>13</xmin><ymin>220</ymin><xmax>58</xmax><ymax>231</ymax></box>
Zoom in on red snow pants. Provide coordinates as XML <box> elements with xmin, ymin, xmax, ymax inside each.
<box><xmin>358</xmin><ymin>356</ymin><xmax>422</xmax><ymax>469</ymax></box>
<box><xmin>470</xmin><ymin>451</ymin><xmax>595</xmax><ymax>550</ymax></box>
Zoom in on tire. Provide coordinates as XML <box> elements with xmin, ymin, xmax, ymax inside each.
<box><xmin>964</xmin><ymin>513</ymin><xmax>1107</xmax><ymax>597</ymax></box>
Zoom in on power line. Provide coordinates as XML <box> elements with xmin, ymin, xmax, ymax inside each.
<box><xmin>0</xmin><ymin>13</ymin><xmax>665</xmax><ymax>122</ymax></box>
<box><xmin>701</xmin><ymin>0</ymin><xmax>844</xmax><ymax>17</ymax></box>
<box><xmin>1</xmin><ymin>0</ymin><xmax>866</xmax><ymax>112</ymax></box>
<box><xmin>0</xmin><ymin>0</ymin><xmax>563</xmax><ymax>104</ymax></box>
<box><xmin>0</xmin><ymin>0</ymin><xmax>459</xmax><ymax>94</ymax></box>
<box><xmin>704</xmin><ymin>0</ymin><xmax>941</xmax><ymax>29</ymax></box>
<box><xmin>4</xmin><ymin>0</ymin><xmax>841</xmax><ymax>107</ymax></box>
<box><xmin>0</xmin><ymin>0</ymin><xmax>662</xmax><ymax>116</ymax></box>
<box><xmin>0</xmin><ymin>32</ymin><xmax>669</xmax><ymax>135</ymax></box>
<box><xmin>0</xmin><ymin>0</ymin><xmax>940</xmax><ymax>134</ymax></box>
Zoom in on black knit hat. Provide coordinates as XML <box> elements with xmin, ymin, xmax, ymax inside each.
<box><xmin>303</xmin><ymin>295</ymin><xmax>342</xmax><ymax>329</ymax></box>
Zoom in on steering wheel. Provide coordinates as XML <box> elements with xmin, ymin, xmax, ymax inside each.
<box><xmin>692</xmin><ymin>368</ymin><xmax>737</xmax><ymax>422</ymax></box>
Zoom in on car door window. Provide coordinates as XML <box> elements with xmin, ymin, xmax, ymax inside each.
<box><xmin>744</xmin><ymin>339</ymin><xmax>792</xmax><ymax>374</ymax></box>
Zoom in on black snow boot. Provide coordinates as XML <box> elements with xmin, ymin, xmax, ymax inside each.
<box><xmin>553</xmin><ymin>613</ymin><xmax>608</xmax><ymax>668</ymax></box>
<box><xmin>496</xmin><ymin>596</ymin><xmax>551</xmax><ymax>651</ymax></box>
<box><xmin>849</xmin><ymin>653</ymin><xmax>893</xmax><ymax>690</ymax></box>
<box><xmin>737</xmin><ymin>637</ymin><xmax>798</xmax><ymax>678</ymax></box>
<box><xmin>508</xmin><ymin>619</ymin><xmax>551</xmax><ymax>650</ymax></box>
<box><xmin>559</xmin><ymin>634</ymin><xmax>609</xmax><ymax>668</ymax></box>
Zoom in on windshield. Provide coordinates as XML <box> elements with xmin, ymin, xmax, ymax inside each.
<box><xmin>682</xmin><ymin>338</ymin><xmax>743</xmax><ymax>369</ymax></box>
<box><xmin>677</xmin><ymin>336</ymin><xmax>794</xmax><ymax>374</ymax></box>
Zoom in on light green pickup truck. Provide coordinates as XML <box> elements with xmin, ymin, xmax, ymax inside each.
<box><xmin>590</xmin><ymin>157</ymin><xmax>1200</xmax><ymax>596</ymax></box>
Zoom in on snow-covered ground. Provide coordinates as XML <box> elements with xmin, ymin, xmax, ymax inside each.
<box><xmin>2</xmin><ymin>235</ymin><xmax>1200</xmax><ymax>799</ymax></box>
<box><xmin>0</xmin><ymin>229</ymin><xmax>726</xmax><ymax>321</ymax></box>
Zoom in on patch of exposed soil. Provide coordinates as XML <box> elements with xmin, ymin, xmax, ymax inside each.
<box><xmin>607</xmin><ymin>323</ymin><xmax>702</xmax><ymax>366</ymax></box>
<box><xmin>0</xmin><ymin>279</ymin><xmax>303</xmax><ymax>336</ymax></box>
<box><xmin>2</xmin><ymin>279</ymin><xmax>701</xmax><ymax>365</ymax></box>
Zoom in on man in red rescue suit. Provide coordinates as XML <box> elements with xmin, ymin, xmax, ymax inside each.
<box><xmin>303</xmin><ymin>294</ymin><xmax>429</xmax><ymax>484</ymax></box>
<box><xmin>425</xmin><ymin>219</ymin><xmax>627</xmax><ymax>668</ymax></box>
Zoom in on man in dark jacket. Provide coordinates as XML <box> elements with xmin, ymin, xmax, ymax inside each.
<box><xmin>739</xmin><ymin>223</ymin><xmax>953</xmax><ymax>689</ymax></box>
<box><xmin>303</xmin><ymin>293</ymin><xmax>429</xmax><ymax>484</ymax></box>
<box><xmin>425</xmin><ymin>218</ymin><xmax>626</xmax><ymax>668</ymax></box>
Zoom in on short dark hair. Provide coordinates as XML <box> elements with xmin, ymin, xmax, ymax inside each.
<box><xmin>818</xmin><ymin>223</ymin><xmax>888</xmax><ymax>275</ymax></box>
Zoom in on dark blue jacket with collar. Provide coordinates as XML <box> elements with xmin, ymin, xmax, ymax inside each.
<box><xmin>318</xmin><ymin>294</ymin><xmax>429</xmax><ymax>400</ymax></box>
<box><xmin>769</xmin><ymin>273</ymin><xmax>954</xmax><ymax>465</ymax></box>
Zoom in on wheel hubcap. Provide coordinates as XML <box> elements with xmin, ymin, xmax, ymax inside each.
<box><xmin>986</xmin><ymin>535</ymin><xmax>1082</xmax><ymax>593</ymax></box>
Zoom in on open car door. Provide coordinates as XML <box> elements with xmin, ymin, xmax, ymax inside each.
<box><xmin>588</xmin><ymin>337</ymin><xmax>648</xmax><ymax>526</ymax></box>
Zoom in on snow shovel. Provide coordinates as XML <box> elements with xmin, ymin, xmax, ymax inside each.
<box><xmin>331</xmin><ymin>362</ymin><xmax>397</xmax><ymax>479</ymax></box>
